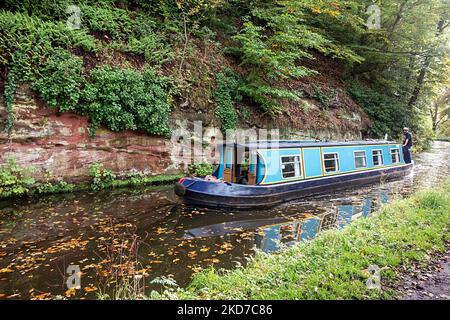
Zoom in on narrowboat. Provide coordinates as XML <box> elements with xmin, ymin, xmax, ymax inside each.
<box><xmin>174</xmin><ymin>140</ymin><xmax>413</xmax><ymax>209</ymax></box>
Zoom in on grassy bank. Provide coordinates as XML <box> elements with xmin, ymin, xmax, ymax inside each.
<box><xmin>156</xmin><ymin>181</ymin><xmax>450</xmax><ymax>300</ymax></box>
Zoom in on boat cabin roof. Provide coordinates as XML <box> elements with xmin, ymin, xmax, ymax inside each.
<box><xmin>220</xmin><ymin>140</ymin><xmax>399</xmax><ymax>150</ymax></box>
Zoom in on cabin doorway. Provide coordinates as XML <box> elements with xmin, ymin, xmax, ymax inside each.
<box><xmin>223</xmin><ymin>145</ymin><xmax>257</xmax><ymax>185</ymax></box>
<box><xmin>223</xmin><ymin>146</ymin><xmax>234</xmax><ymax>183</ymax></box>
<box><xmin>236</xmin><ymin>150</ymin><xmax>257</xmax><ymax>185</ymax></box>
<box><xmin>247</xmin><ymin>152</ymin><xmax>257</xmax><ymax>185</ymax></box>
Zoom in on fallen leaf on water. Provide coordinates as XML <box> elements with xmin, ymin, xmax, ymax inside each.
<box><xmin>32</xmin><ymin>292</ymin><xmax>51</xmax><ymax>300</ymax></box>
<box><xmin>65</xmin><ymin>288</ymin><xmax>77</xmax><ymax>297</ymax></box>
<box><xmin>84</xmin><ymin>286</ymin><xmax>97</xmax><ymax>293</ymax></box>
<box><xmin>187</xmin><ymin>251</ymin><xmax>197</xmax><ymax>259</ymax></box>
<box><xmin>156</xmin><ymin>227</ymin><xmax>168</xmax><ymax>235</ymax></box>
<box><xmin>149</xmin><ymin>260</ymin><xmax>163</xmax><ymax>264</ymax></box>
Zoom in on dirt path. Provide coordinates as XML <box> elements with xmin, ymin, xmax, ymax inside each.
<box><xmin>400</xmin><ymin>250</ymin><xmax>450</xmax><ymax>300</ymax></box>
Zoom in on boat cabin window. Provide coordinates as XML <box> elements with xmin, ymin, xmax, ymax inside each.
<box><xmin>324</xmin><ymin>153</ymin><xmax>339</xmax><ymax>173</ymax></box>
<box><xmin>281</xmin><ymin>156</ymin><xmax>302</xmax><ymax>178</ymax></box>
<box><xmin>391</xmin><ymin>149</ymin><xmax>400</xmax><ymax>163</ymax></box>
<box><xmin>354</xmin><ymin>151</ymin><xmax>367</xmax><ymax>169</ymax></box>
<box><xmin>372</xmin><ymin>150</ymin><xmax>383</xmax><ymax>166</ymax></box>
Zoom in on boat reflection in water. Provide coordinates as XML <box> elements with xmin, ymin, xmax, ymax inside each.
<box><xmin>183</xmin><ymin>190</ymin><xmax>391</xmax><ymax>253</ymax></box>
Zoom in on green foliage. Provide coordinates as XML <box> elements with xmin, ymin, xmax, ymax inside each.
<box><xmin>89</xmin><ymin>162</ymin><xmax>116</xmax><ymax>191</ymax></box>
<box><xmin>239</xmin><ymin>105</ymin><xmax>251</xmax><ymax>122</ymax></box>
<box><xmin>0</xmin><ymin>158</ymin><xmax>36</xmax><ymax>198</ymax></box>
<box><xmin>0</xmin><ymin>10</ymin><xmax>97</xmax><ymax>133</ymax></box>
<box><xmin>347</xmin><ymin>82</ymin><xmax>409</xmax><ymax>139</ymax></box>
<box><xmin>411</xmin><ymin>117</ymin><xmax>435</xmax><ymax>153</ymax></box>
<box><xmin>1</xmin><ymin>0</ymin><xmax>72</xmax><ymax>20</ymax></box>
<box><xmin>112</xmin><ymin>33</ymin><xmax>173</xmax><ymax>66</ymax></box>
<box><xmin>32</xmin><ymin>49</ymin><xmax>84</xmax><ymax>112</ymax></box>
<box><xmin>230</xmin><ymin>1</ymin><xmax>363</xmax><ymax>116</ymax></box>
<box><xmin>1</xmin><ymin>0</ymin><xmax>447</xmax><ymax>145</ymax></box>
<box><xmin>311</xmin><ymin>85</ymin><xmax>333</xmax><ymax>109</ymax></box>
<box><xmin>3</xmin><ymin>60</ymin><xmax>19</xmax><ymax>134</ymax></box>
<box><xmin>0</xmin><ymin>11</ymin><xmax>97</xmax><ymax>70</ymax></box>
<box><xmin>188</xmin><ymin>163</ymin><xmax>214</xmax><ymax>177</ymax></box>
<box><xmin>79</xmin><ymin>4</ymin><xmax>133</xmax><ymax>39</ymax></box>
<box><xmin>30</xmin><ymin>49</ymin><xmax>173</xmax><ymax>137</ymax></box>
<box><xmin>36</xmin><ymin>180</ymin><xmax>75</xmax><ymax>194</ymax></box>
<box><xmin>214</xmin><ymin>69</ymin><xmax>241</xmax><ymax>132</ymax></box>
<box><xmin>125</xmin><ymin>172</ymin><xmax>147</xmax><ymax>186</ymax></box>
<box><xmin>110</xmin><ymin>173</ymin><xmax>184</xmax><ymax>188</ymax></box>
<box><xmin>81</xmin><ymin>67</ymin><xmax>172</xmax><ymax>136</ymax></box>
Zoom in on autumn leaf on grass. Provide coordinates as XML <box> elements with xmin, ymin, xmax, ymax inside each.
<box><xmin>0</xmin><ymin>293</ymin><xmax>6</xmax><ymax>298</ymax></box>
<box><xmin>172</xmin><ymin>258</ymin><xmax>180</xmax><ymax>263</ymax></box>
<box><xmin>0</xmin><ymin>268</ymin><xmax>13</xmax><ymax>273</ymax></box>
<box><xmin>199</xmin><ymin>247</ymin><xmax>210</xmax><ymax>252</ymax></box>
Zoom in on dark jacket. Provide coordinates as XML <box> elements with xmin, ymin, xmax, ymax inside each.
<box><xmin>403</xmin><ymin>132</ymin><xmax>412</xmax><ymax>148</ymax></box>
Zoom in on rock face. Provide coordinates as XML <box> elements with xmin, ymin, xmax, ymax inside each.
<box><xmin>0</xmin><ymin>85</ymin><xmax>365</xmax><ymax>183</ymax></box>
<box><xmin>0</xmin><ymin>86</ymin><xmax>179</xmax><ymax>182</ymax></box>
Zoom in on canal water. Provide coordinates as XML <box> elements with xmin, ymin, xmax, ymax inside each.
<box><xmin>0</xmin><ymin>142</ymin><xmax>449</xmax><ymax>299</ymax></box>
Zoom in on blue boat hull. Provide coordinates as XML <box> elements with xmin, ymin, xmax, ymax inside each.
<box><xmin>176</xmin><ymin>163</ymin><xmax>413</xmax><ymax>209</ymax></box>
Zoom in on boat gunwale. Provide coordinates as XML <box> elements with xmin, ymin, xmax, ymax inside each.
<box><xmin>181</xmin><ymin>166</ymin><xmax>411</xmax><ymax>208</ymax></box>
<box><xmin>183</xmin><ymin>162</ymin><xmax>413</xmax><ymax>197</ymax></box>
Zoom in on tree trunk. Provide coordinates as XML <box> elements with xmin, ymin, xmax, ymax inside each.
<box><xmin>353</xmin><ymin>0</ymin><xmax>409</xmax><ymax>76</ymax></box>
<box><xmin>407</xmin><ymin>16</ymin><xmax>447</xmax><ymax>108</ymax></box>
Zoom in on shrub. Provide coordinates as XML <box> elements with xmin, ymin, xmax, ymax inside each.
<box><xmin>411</xmin><ymin>116</ymin><xmax>435</xmax><ymax>153</ymax></box>
<box><xmin>32</xmin><ymin>49</ymin><xmax>84</xmax><ymax>112</ymax></box>
<box><xmin>36</xmin><ymin>180</ymin><xmax>75</xmax><ymax>194</ymax></box>
<box><xmin>89</xmin><ymin>162</ymin><xmax>116</xmax><ymax>191</ymax></box>
<box><xmin>0</xmin><ymin>158</ymin><xmax>36</xmax><ymax>198</ymax></box>
<box><xmin>126</xmin><ymin>171</ymin><xmax>147</xmax><ymax>186</ymax></box>
<box><xmin>311</xmin><ymin>84</ymin><xmax>331</xmax><ymax>109</ymax></box>
<box><xmin>0</xmin><ymin>10</ymin><xmax>97</xmax><ymax>133</ymax></box>
<box><xmin>81</xmin><ymin>67</ymin><xmax>173</xmax><ymax>136</ymax></box>
<box><xmin>188</xmin><ymin>163</ymin><xmax>214</xmax><ymax>177</ymax></box>
<box><xmin>214</xmin><ymin>69</ymin><xmax>241</xmax><ymax>132</ymax></box>
<box><xmin>0</xmin><ymin>11</ymin><xmax>97</xmax><ymax>69</ymax></box>
<box><xmin>347</xmin><ymin>81</ymin><xmax>409</xmax><ymax>139</ymax></box>
<box><xmin>115</xmin><ymin>33</ymin><xmax>173</xmax><ymax>65</ymax></box>
<box><xmin>79</xmin><ymin>4</ymin><xmax>133</xmax><ymax>39</ymax></box>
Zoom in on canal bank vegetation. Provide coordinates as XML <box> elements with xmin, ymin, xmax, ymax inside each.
<box><xmin>152</xmin><ymin>180</ymin><xmax>450</xmax><ymax>300</ymax></box>
<box><xmin>0</xmin><ymin>158</ymin><xmax>182</xmax><ymax>200</ymax></box>
<box><xmin>1</xmin><ymin>0</ymin><xmax>449</xmax><ymax>150</ymax></box>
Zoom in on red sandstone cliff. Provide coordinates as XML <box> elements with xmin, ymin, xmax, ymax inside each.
<box><xmin>0</xmin><ymin>85</ymin><xmax>178</xmax><ymax>182</ymax></box>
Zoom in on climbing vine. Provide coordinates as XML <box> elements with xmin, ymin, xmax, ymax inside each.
<box><xmin>214</xmin><ymin>69</ymin><xmax>241</xmax><ymax>132</ymax></box>
<box><xmin>3</xmin><ymin>67</ymin><xmax>18</xmax><ymax>134</ymax></box>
